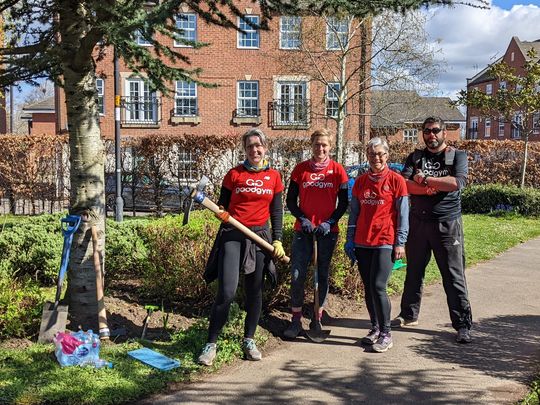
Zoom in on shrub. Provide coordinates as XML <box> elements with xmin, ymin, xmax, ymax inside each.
<box><xmin>138</xmin><ymin>212</ymin><xmax>218</xmax><ymax>304</ymax></box>
<box><xmin>0</xmin><ymin>276</ymin><xmax>44</xmax><ymax>339</ymax></box>
<box><xmin>0</xmin><ymin>214</ymin><xmax>63</xmax><ymax>284</ymax></box>
<box><xmin>462</xmin><ymin>184</ymin><xmax>540</xmax><ymax>216</ymax></box>
<box><xmin>105</xmin><ymin>219</ymin><xmax>150</xmax><ymax>284</ymax></box>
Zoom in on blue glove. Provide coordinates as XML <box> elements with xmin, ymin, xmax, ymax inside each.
<box><xmin>315</xmin><ymin>221</ymin><xmax>332</xmax><ymax>236</ymax></box>
<box><xmin>299</xmin><ymin>217</ymin><xmax>314</xmax><ymax>234</ymax></box>
<box><xmin>344</xmin><ymin>241</ymin><xmax>356</xmax><ymax>263</ymax></box>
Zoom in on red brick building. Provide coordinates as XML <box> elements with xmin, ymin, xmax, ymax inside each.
<box><xmin>370</xmin><ymin>90</ymin><xmax>465</xmax><ymax>142</ymax></box>
<box><xmin>21</xmin><ymin>97</ymin><xmax>56</xmax><ymax>135</ymax></box>
<box><xmin>466</xmin><ymin>36</ymin><xmax>540</xmax><ymax>141</ymax></box>
<box><xmin>54</xmin><ymin>2</ymin><xmax>368</xmax><ymax>144</ymax></box>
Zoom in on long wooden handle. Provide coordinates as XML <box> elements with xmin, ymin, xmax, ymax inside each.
<box><xmin>200</xmin><ymin>196</ymin><xmax>290</xmax><ymax>264</ymax></box>
<box><xmin>91</xmin><ymin>225</ymin><xmax>109</xmax><ymax>339</ymax></box>
<box><xmin>313</xmin><ymin>235</ymin><xmax>320</xmax><ymax>321</ymax></box>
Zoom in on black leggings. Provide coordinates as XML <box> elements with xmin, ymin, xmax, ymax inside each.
<box><xmin>208</xmin><ymin>238</ymin><xmax>265</xmax><ymax>343</ymax></box>
<box><xmin>356</xmin><ymin>247</ymin><xmax>393</xmax><ymax>334</ymax></box>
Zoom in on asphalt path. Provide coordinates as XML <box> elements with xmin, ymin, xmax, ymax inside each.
<box><xmin>141</xmin><ymin>237</ymin><xmax>540</xmax><ymax>405</ymax></box>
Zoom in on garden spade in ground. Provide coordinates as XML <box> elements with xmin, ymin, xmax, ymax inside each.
<box><xmin>38</xmin><ymin>215</ymin><xmax>81</xmax><ymax>343</ymax></box>
<box><xmin>305</xmin><ymin>234</ymin><xmax>331</xmax><ymax>343</ymax></box>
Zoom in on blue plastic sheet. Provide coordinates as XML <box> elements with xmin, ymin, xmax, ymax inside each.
<box><xmin>128</xmin><ymin>348</ymin><xmax>181</xmax><ymax>371</ymax></box>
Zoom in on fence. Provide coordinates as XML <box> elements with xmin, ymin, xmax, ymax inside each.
<box><xmin>1</xmin><ymin>135</ymin><xmax>539</xmax><ymax>216</ymax></box>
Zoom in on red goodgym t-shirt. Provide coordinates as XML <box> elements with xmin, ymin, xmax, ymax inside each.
<box><xmin>352</xmin><ymin>169</ymin><xmax>407</xmax><ymax>246</ymax></box>
<box><xmin>222</xmin><ymin>165</ymin><xmax>284</xmax><ymax>226</ymax></box>
<box><xmin>290</xmin><ymin>160</ymin><xmax>348</xmax><ymax>232</ymax></box>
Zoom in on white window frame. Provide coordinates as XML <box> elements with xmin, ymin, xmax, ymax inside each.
<box><xmin>237</xmin><ymin>81</ymin><xmax>259</xmax><ymax>117</ymax></box>
<box><xmin>484</xmin><ymin>118</ymin><xmax>491</xmax><ymax>137</ymax></box>
<box><xmin>177</xmin><ymin>148</ymin><xmax>198</xmax><ymax>184</ymax></box>
<box><xmin>486</xmin><ymin>83</ymin><xmax>493</xmax><ymax>95</ymax></box>
<box><xmin>533</xmin><ymin>112</ymin><xmax>540</xmax><ymax>134</ymax></box>
<box><xmin>125</xmin><ymin>78</ymin><xmax>157</xmax><ymax>122</ymax></box>
<box><xmin>134</xmin><ymin>30</ymin><xmax>152</xmax><ymax>46</ymax></box>
<box><xmin>470</xmin><ymin>117</ymin><xmax>479</xmax><ymax>139</ymax></box>
<box><xmin>325</xmin><ymin>82</ymin><xmax>341</xmax><ymax>118</ymax></box>
<box><xmin>174</xmin><ymin>13</ymin><xmax>197</xmax><ymax>47</ymax></box>
<box><xmin>238</xmin><ymin>15</ymin><xmax>260</xmax><ymax>49</ymax></box>
<box><xmin>326</xmin><ymin>17</ymin><xmax>349</xmax><ymax>51</ymax></box>
<box><xmin>96</xmin><ymin>78</ymin><xmax>104</xmax><ymax>115</ymax></box>
<box><xmin>512</xmin><ymin>113</ymin><xmax>522</xmax><ymax>139</ymax></box>
<box><xmin>499</xmin><ymin>81</ymin><xmax>507</xmax><ymax>90</ymax></box>
<box><xmin>174</xmin><ymin>81</ymin><xmax>198</xmax><ymax>116</ymax></box>
<box><xmin>498</xmin><ymin>117</ymin><xmax>505</xmax><ymax>137</ymax></box>
<box><xmin>403</xmin><ymin>128</ymin><xmax>418</xmax><ymax>143</ymax></box>
<box><xmin>279</xmin><ymin>16</ymin><xmax>301</xmax><ymax>49</ymax></box>
<box><xmin>276</xmin><ymin>80</ymin><xmax>308</xmax><ymax>126</ymax></box>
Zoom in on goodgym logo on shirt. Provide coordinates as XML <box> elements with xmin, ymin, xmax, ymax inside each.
<box><xmin>302</xmin><ymin>173</ymin><xmax>334</xmax><ymax>189</ymax></box>
<box><xmin>423</xmin><ymin>160</ymin><xmax>449</xmax><ymax>177</ymax></box>
<box><xmin>235</xmin><ymin>178</ymin><xmax>273</xmax><ymax>195</ymax></box>
<box><xmin>361</xmin><ymin>189</ymin><xmax>384</xmax><ymax>206</ymax></box>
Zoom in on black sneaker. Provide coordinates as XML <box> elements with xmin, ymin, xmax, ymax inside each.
<box><xmin>456</xmin><ymin>327</ymin><xmax>472</xmax><ymax>344</ymax></box>
<box><xmin>283</xmin><ymin>318</ymin><xmax>303</xmax><ymax>339</ymax></box>
<box><xmin>361</xmin><ymin>328</ymin><xmax>380</xmax><ymax>345</ymax></box>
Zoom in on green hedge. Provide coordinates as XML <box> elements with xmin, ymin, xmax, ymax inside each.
<box><xmin>0</xmin><ymin>212</ymin><xmax>358</xmax><ymax>317</ymax></box>
<box><xmin>462</xmin><ymin>184</ymin><xmax>540</xmax><ymax>216</ymax></box>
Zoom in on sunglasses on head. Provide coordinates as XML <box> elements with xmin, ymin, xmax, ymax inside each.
<box><xmin>422</xmin><ymin>127</ymin><xmax>443</xmax><ymax>135</ymax></box>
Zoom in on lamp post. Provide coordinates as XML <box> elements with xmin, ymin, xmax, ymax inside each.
<box><xmin>114</xmin><ymin>48</ymin><xmax>123</xmax><ymax>222</ymax></box>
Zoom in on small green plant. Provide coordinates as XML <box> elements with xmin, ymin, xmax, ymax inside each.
<box><xmin>0</xmin><ymin>275</ymin><xmax>44</xmax><ymax>339</ymax></box>
<box><xmin>160</xmin><ymin>300</ymin><xmax>170</xmax><ymax>336</ymax></box>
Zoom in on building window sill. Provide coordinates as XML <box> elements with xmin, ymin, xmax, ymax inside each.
<box><xmin>121</xmin><ymin>122</ymin><xmax>160</xmax><ymax>129</ymax></box>
<box><xmin>272</xmin><ymin>123</ymin><xmax>310</xmax><ymax>130</ymax></box>
<box><xmin>233</xmin><ymin>116</ymin><xmax>262</xmax><ymax>125</ymax></box>
<box><xmin>171</xmin><ymin>115</ymin><xmax>201</xmax><ymax>124</ymax></box>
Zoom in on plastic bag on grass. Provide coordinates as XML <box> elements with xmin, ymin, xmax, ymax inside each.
<box><xmin>54</xmin><ymin>330</ymin><xmax>112</xmax><ymax>368</ymax></box>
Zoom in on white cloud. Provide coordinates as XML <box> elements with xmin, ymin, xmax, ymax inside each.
<box><xmin>424</xmin><ymin>2</ymin><xmax>540</xmax><ymax>99</ymax></box>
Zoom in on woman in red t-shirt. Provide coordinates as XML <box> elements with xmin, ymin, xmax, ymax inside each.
<box><xmin>345</xmin><ymin>137</ymin><xmax>409</xmax><ymax>352</ymax></box>
<box><xmin>283</xmin><ymin>129</ymin><xmax>349</xmax><ymax>339</ymax></box>
<box><xmin>198</xmin><ymin>128</ymin><xmax>285</xmax><ymax>366</ymax></box>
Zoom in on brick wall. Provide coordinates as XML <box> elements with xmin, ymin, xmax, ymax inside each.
<box><xmin>29</xmin><ymin>113</ymin><xmax>56</xmax><ymax>135</ymax></box>
<box><xmin>56</xmin><ymin>2</ymin><xmax>368</xmax><ymax>144</ymax></box>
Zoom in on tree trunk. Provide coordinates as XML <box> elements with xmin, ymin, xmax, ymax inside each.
<box><xmin>59</xmin><ymin>2</ymin><xmax>106</xmax><ymax>329</ymax></box>
<box><xmin>358</xmin><ymin>17</ymin><xmax>370</xmax><ymax>163</ymax></box>
<box><xmin>519</xmin><ymin>134</ymin><xmax>529</xmax><ymax>188</ymax></box>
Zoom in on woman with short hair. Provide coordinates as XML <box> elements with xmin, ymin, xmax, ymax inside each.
<box><xmin>345</xmin><ymin>137</ymin><xmax>409</xmax><ymax>352</ymax></box>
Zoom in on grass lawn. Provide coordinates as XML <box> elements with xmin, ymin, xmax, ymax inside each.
<box><xmin>1</xmin><ymin>213</ymin><xmax>540</xmax><ymax>405</ymax></box>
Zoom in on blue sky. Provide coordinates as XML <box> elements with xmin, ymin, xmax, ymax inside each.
<box><xmin>425</xmin><ymin>0</ymin><xmax>540</xmax><ymax>97</ymax></box>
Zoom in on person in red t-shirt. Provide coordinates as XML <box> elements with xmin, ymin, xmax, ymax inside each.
<box><xmin>283</xmin><ymin>129</ymin><xmax>348</xmax><ymax>339</ymax></box>
<box><xmin>345</xmin><ymin>137</ymin><xmax>409</xmax><ymax>352</ymax></box>
<box><xmin>198</xmin><ymin>128</ymin><xmax>285</xmax><ymax>366</ymax></box>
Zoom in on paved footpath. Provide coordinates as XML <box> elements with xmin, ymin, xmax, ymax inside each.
<box><xmin>142</xmin><ymin>237</ymin><xmax>540</xmax><ymax>404</ymax></box>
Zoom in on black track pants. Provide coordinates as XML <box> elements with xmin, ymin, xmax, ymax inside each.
<box><xmin>356</xmin><ymin>247</ymin><xmax>393</xmax><ymax>334</ymax></box>
<box><xmin>400</xmin><ymin>216</ymin><xmax>472</xmax><ymax>330</ymax></box>
<box><xmin>207</xmin><ymin>237</ymin><xmax>265</xmax><ymax>343</ymax></box>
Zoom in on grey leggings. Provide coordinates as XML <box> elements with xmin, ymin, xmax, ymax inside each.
<box><xmin>356</xmin><ymin>247</ymin><xmax>393</xmax><ymax>334</ymax></box>
<box><xmin>207</xmin><ymin>235</ymin><xmax>265</xmax><ymax>343</ymax></box>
